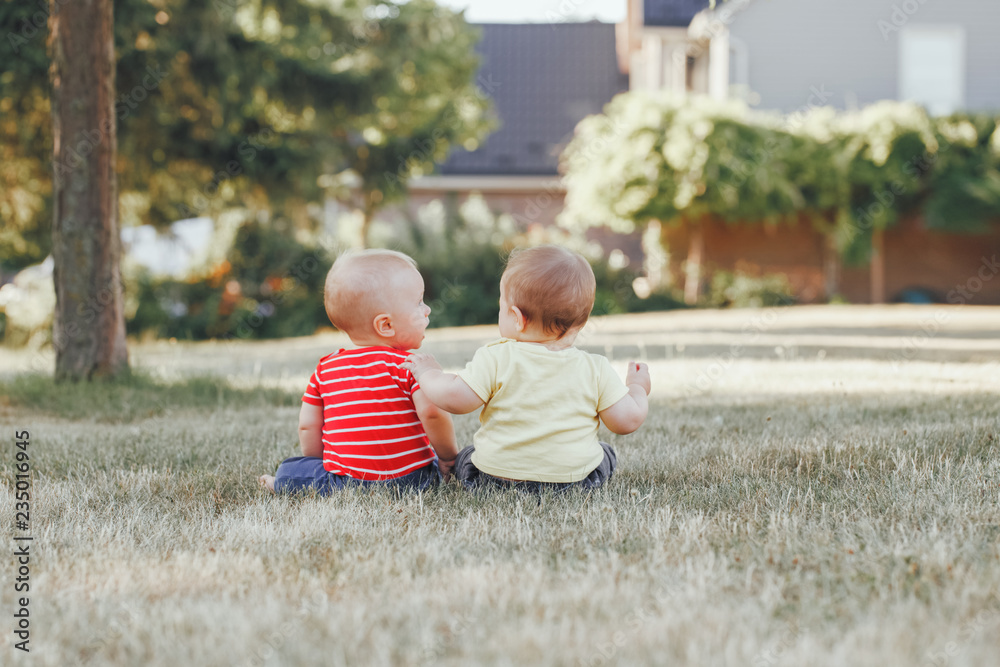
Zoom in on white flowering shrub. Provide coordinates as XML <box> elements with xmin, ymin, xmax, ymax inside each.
<box><xmin>560</xmin><ymin>94</ymin><xmax>1000</xmax><ymax>268</ymax></box>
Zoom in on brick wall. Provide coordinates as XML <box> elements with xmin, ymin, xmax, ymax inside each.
<box><xmin>660</xmin><ymin>216</ymin><xmax>1000</xmax><ymax>305</ymax></box>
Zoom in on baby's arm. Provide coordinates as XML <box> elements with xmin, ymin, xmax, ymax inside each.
<box><xmin>599</xmin><ymin>361</ymin><xmax>651</xmax><ymax>435</ymax></box>
<box><xmin>403</xmin><ymin>353</ymin><xmax>485</xmax><ymax>414</ymax></box>
<box><xmin>298</xmin><ymin>402</ymin><xmax>324</xmax><ymax>458</ymax></box>
<box><xmin>412</xmin><ymin>389</ymin><xmax>459</xmax><ymax>479</ymax></box>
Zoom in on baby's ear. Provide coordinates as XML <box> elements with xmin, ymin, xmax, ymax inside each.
<box><xmin>511</xmin><ymin>306</ymin><xmax>527</xmax><ymax>332</ymax></box>
<box><xmin>373</xmin><ymin>313</ymin><xmax>394</xmax><ymax>338</ymax></box>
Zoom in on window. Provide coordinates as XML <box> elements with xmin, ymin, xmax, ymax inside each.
<box><xmin>899</xmin><ymin>26</ymin><xmax>965</xmax><ymax>116</ymax></box>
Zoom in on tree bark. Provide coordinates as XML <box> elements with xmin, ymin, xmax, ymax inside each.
<box><xmin>683</xmin><ymin>221</ymin><xmax>704</xmax><ymax>305</ymax></box>
<box><xmin>49</xmin><ymin>0</ymin><xmax>128</xmax><ymax>380</ymax></box>
<box><xmin>870</xmin><ymin>227</ymin><xmax>886</xmax><ymax>304</ymax></box>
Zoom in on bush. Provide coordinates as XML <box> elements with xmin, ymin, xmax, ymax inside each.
<box><xmin>562</xmin><ymin>94</ymin><xmax>1000</xmax><ymax>270</ymax></box>
<box><xmin>389</xmin><ymin>196</ymin><xmax>682</xmax><ymax>329</ymax></box>
<box><xmin>127</xmin><ymin>221</ymin><xmax>331</xmax><ymax>341</ymax></box>
<box><xmin>0</xmin><ymin>257</ymin><xmax>55</xmax><ymax>347</ymax></box>
<box><xmin>126</xmin><ymin>198</ymin><xmax>688</xmax><ymax>342</ymax></box>
<box><xmin>590</xmin><ymin>259</ymin><xmax>688</xmax><ymax>316</ymax></box>
<box><xmin>396</xmin><ymin>201</ymin><xmax>508</xmax><ymax>328</ymax></box>
<box><xmin>704</xmin><ymin>270</ymin><xmax>796</xmax><ymax>308</ymax></box>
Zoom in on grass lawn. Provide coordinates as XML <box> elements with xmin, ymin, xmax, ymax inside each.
<box><xmin>1</xmin><ymin>306</ymin><xmax>998</xmax><ymax>666</ymax></box>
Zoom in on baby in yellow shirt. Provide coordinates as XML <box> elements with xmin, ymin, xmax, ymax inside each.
<box><xmin>403</xmin><ymin>245</ymin><xmax>651</xmax><ymax>490</ymax></box>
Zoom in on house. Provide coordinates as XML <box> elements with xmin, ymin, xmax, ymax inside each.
<box><xmin>618</xmin><ymin>0</ymin><xmax>716</xmax><ymax>96</ymax></box>
<box><xmin>623</xmin><ymin>0</ymin><xmax>1000</xmax><ymax>115</ymax></box>
<box><xmin>397</xmin><ymin>22</ymin><xmax>642</xmax><ymax>261</ymax></box>
<box><xmin>617</xmin><ymin>0</ymin><xmax>1000</xmax><ymax>304</ymax></box>
<box><xmin>371</xmin><ymin>2</ymin><xmax>999</xmax><ymax>304</ymax></box>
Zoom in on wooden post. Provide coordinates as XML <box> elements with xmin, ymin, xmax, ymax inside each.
<box><xmin>870</xmin><ymin>227</ymin><xmax>886</xmax><ymax>304</ymax></box>
<box><xmin>359</xmin><ymin>204</ymin><xmax>374</xmax><ymax>249</ymax></box>
<box><xmin>49</xmin><ymin>0</ymin><xmax>129</xmax><ymax>380</ymax></box>
<box><xmin>684</xmin><ymin>221</ymin><xmax>704</xmax><ymax>305</ymax></box>
<box><xmin>823</xmin><ymin>233</ymin><xmax>840</xmax><ymax>302</ymax></box>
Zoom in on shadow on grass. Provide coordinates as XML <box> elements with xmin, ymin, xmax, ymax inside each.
<box><xmin>0</xmin><ymin>372</ymin><xmax>300</xmax><ymax>422</ymax></box>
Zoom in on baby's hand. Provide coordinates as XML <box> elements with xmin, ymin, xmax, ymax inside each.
<box><xmin>626</xmin><ymin>361</ymin><xmax>651</xmax><ymax>395</ymax></box>
<box><xmin>438</xmin><ymin>457</ymin><xmax>455</xmax><ymax>482</ymax></box>
<box><xmin>402</xmin><ymin>352</ymin><xmax>442</xmax><ymax>380</ymax></box>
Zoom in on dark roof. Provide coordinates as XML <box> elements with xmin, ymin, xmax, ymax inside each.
<box><xmin>643</xmin><ymin>0</ymin><xmax>712</xmax><ymax>27</ymax></box>
<box><xmin>440</xmin><ymin>23</ymin><xmax>627</xmax><ymax>176</ymax></box>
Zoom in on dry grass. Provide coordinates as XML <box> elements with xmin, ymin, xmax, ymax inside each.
<box><xmin>1</xmin><ymin>307</ymin><xmax>999</xmax><ymax>666</ymax></box>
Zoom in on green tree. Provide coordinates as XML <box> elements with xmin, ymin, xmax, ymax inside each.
<box><xmin>0</xmin><ymin>0</ymin><xmax>492</xmax><ymax>267</ymax></box>
<box><xmin>1</xmin><ymin>1</ymin><xmax>53</xmax><ymax>272</ymax></box>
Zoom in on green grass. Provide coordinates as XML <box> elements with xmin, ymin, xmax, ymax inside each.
<box><xmin>1</xmin><ymin>335</ymin><xmax>998</xmax><ymax>665</ymax></box>
<box><xmin>0</xmin><ymin>372</ymin><xmax>300</xmax><ymax>422</ymax></box>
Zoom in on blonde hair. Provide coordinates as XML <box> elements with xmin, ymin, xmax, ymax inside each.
<box><xmin>324</xmin><ymin>249</ymin><xmax>418</xmax><ymax>333</ymax></box>
<box><xmin>502</xmin><ymin>245</ymin><xmax>595</xmax><ymax>337</ymax></box>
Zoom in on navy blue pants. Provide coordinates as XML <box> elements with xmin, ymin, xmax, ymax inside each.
<box><xmin>272</xmin><ymin>456</ymin><xmax>440</xmax><ymax>495</ymax></box>
<box><xmin>453</xmin><ymin>442</ymin><xmax>617</xmax><ymax>493</ymax></box>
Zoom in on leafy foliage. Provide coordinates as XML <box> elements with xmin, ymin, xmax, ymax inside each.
<box><xmin>561</xmin><ymin>95</ymin><xmax>801</xmax><ymax>232</ymax></box>
<box><xmin>704</xmin><ymin>270</ymin><xmax>795</xmax><ymax>308</ymax></box>
<box><xmin>126</xmin><ymin>197</ymin><xmax>668</xmax><ymax>341</ymax></box>
<box><xmin>923</xmin><ymin>114</ymin><xmax>1000</xmax><ymax>233</ymax></box>
<box><xmin>560</xmin><ymin>93</ymin><xmax>1000</xmax><ymax>267</ymax></box>
<box><xmin>832</xmin><ymin>101</ymin><xmax>939</xmax><ymax>263</ymax></box>
<box><xmin>0</xmin><ymin>0</ymin><xmax>491</xmax><ymax>270</ymax></box>
<box><xmin>0</xmin><ymin>1</ymin><xmax>53</xmax><ymax>271</ymax></box>
<box><xmin>127</xmin><ymin>221</ymin><xmax>330</xmax><ymax>340</ymax></box>
<box><xmin>396</xmin><ymin>196</ymin><xmax>685</xmax><ymax>329</ymax></box>
<box><xmin>400</xmin><ymin>205</ymin><xmax>510</xmax><ymax>328</ymax></box>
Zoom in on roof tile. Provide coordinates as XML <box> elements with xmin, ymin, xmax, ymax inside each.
<box><xmin>643</xmin><ymin>0</ymin><xmax>712</xmax><ymax>27</ymax></box>
<box><xmin>440</xmin><ymin>23</ymin><xmax>628</xmax><ymax>176</ymax></box>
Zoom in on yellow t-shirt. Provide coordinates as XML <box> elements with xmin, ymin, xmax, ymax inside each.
<box><xmin>457</xmin><ymin>338</ymin><xmax>630</xmax><ymax>483</ymax></box>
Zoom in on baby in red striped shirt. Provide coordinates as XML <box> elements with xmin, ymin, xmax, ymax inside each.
<box><xmin>259</xmin><ymin>249</ymin><xmax>458</xmax><ymax>494</ymax></box>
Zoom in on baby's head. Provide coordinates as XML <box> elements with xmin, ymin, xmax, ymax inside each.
<box><xmin>324</xmin><ymin>249</ymin><xmax>430</xmax><ymax>349</ymax></box>
<box><xmin>500</xmin><ymin>245</ymin><xmax>596</xmax><ymax>342</ymax></box>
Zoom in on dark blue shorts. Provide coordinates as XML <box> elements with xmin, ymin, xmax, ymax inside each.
<box><xmin>272</xmin><ymin>456</ymin><xmax>440</xmax><ymax>495</ymax></box>
<box><xmin>452</xmin><ymin>442</ymin><xmax>617</xmax><ymax>493</ymax></box>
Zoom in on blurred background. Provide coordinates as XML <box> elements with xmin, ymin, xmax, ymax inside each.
<box><xmin>2</xmin><ymin>0</ymin><xmax>999</xmax><ymax>349</ymax></box>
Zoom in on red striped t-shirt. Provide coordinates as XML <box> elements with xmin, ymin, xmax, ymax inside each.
<box><xmin>302</xmin><ymin>346</ymin><xmax>435</xmax><ymax>480</ymax></box>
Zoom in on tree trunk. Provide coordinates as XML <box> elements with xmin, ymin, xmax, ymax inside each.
<box><xmin>683</xmin><ymin>221</ymin><xmax>704</xmax><ymax>305</ymax></box>
<box><xmin>870</xmin><ymin>227</ymin><xmax>886</xmax><ymax>304</ymax></box>
<box><xmin>49</xmin><ymin>0</ymin><xmax>128</xmax><ymax>380</ymax></box>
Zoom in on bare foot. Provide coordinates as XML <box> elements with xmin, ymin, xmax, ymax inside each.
<box><xmin>259</xmin><ymin>475</ymin><xmax>276</xmax><ymax>493</ymax></box>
